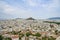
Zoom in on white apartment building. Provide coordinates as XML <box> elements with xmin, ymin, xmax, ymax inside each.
<box><xmin>11</xmin><ymin>35</ymin><xmax>19</xmax><ymax>40</ymax></box>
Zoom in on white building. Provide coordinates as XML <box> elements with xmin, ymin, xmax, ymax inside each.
<box><xmin>56</xmin><ymin>36</ymin><xmax>60</xmax><ymax>40</ymax></box>
<box><xmin>11</xmin><ymin>35</ymin><xmax>19</xmax><ymax>40</ymax></box>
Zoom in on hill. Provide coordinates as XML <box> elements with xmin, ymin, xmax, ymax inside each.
<box><xmin>48</xmin><ymin>17</ymin><xmax>60</xmax><ymax>20</ymax></box>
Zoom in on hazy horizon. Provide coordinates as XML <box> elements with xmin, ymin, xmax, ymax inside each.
<box><xmin>0</xmin><ymin>0</ymin><xmax>60</xmax><ymax>19</ymax></box>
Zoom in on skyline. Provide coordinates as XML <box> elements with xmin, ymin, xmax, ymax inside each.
<box><xmin>0</xmin><ymin>0</ymin><xmax>60</xmax><ymax>19</ymax></box>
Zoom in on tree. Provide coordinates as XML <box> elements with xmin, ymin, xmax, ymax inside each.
<box><xmin>12</xmin><ymin>31</ymin><xmax>17</xmax><ymax>35</ymax></box>
<box><xmin>34</xmin><ymin>32</ymin><xmax>41</xmax><ymax>37</ymax></box>
<box><xmin>34</xmin><ymin>32</ymin><xmax>41</xmax><ymax>40</ymax></box>
<box><xmin>4</xmin><ymin>37</ymin><xmax>12</xmax><ymax>40</ymax></box>
<box><xmin>25</xmin><ymin>32</ymin><xmax>32</xmax><ymax>40</ymax></box>
<box><xmin>55</xmin><ymin>30</ymin><xmax>58</xmax><ymax>35</ymax></box>
<box><xmin>0</xmin><ymin>35</ymin><xmax>3</xmax><ymax>40</ymax></box>
<box><xmin>42</xmin><ymin>36</ymin><xmax>47</xmax><ymax>40</ymax></box>
<box><xmin>26</xmin><ymin>32</ymin><xmax>32</xmax><ymax>37</ymax></box>
<box><xmin>48</xmin><ymin>36</ymin><xmax>56</xmax><ymax>40</ymax></box>
<box><xmin>19</xmin><ymin>33</ymin><xmax>24</xmax><ymax>40</ymax></box>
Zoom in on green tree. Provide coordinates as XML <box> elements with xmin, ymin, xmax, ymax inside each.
<box><xmin>4</xmin><ymin>37</ymin><xmax>12</xmax><ymax>40</ymax></box>
<box><xmin>19</xmin><ymin>33</ymin><xmax>24</xmax><ymax>40</ymax></box>
<box><xmin>25</xmin><ymin>32</ymin><xmax>32</xmax><ymax>40</ymax></box>
<box><xmin>34</xmin><ymin>32</ymin><xmax>41</xmax><ymax>37</ymax></box>
<box><xmin>34</xmin><ymin>32</ymin><xmax>41</xmax><ymax>40</ymax></box>
<box><xmin>48</xmin><ymin>36</ymin><xmax>56</xmax><ymax>40</ymax></box>
<box><xmin>12</xmin><ymin>31</ymin><xmax>17</xmax><ymax>35</ymax></box>
<box><xmin>42</xmin><ymin>36</ymin><xmax>47</xmax><ymax>40</ymax></box>
<box><xmin>26</xmin><ymin>32</ymin><xmax>31</xmax><ymax>37</ymax></box>
<box><xmin>55</xmin><ymin>30</ymin><xmax>58</xmax><ymax>35</ymax></box>
<box><xmin>0</xmin><ymin>35</ymin><xmax>3</xmax><ymax>40</ymax></box>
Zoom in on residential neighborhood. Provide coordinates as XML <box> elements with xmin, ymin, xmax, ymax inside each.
<box><xmin>0</xmin><ymin>0</ymin><xmax>60</xmax><ymax>40</ymax></box>
<box><xmin>0</xmin><ymin>18</ymin><xmax>60</xmax><ymax>40</ymax></box>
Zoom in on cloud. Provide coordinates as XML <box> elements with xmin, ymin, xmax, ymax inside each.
<box><xmin>0</xmin><ymin>1</ymin><xmax>35</xmax><ymax>18</ymax></box>
<box><xmin>26</xmin><ymin>0</ymin><xmax>37</xmax><ymax>7</ymax></box>
<box><xmin>0</xmin><ymin>0</ymin><xmax>60</xmax><ymax>19</ymax></box>
<box><xmin>0</xmin><ymin>1</ymin><xmax>31</xmax><ymax>14</ymax></box>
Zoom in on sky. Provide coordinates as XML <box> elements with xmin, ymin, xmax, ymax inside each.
<box><xmin>0</xmin><ymin>0</ymin><xmax>60</xmax><ymax>19</ymax></box>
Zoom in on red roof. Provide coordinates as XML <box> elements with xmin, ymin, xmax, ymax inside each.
<box><xmin>11</xmin><ymin>35</ymin><xmax>19</xmax><ymax>38</ymax></box>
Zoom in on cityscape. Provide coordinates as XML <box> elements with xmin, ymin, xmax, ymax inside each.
<box><xmin>0</xmin><ymin>17</ymin><xmax>60</xmax><ymax>40</ymax></box>
<box><xmin>0</xmin><ymin>0</ymin><xmax>60</xmax><ymax>40</ymax></box>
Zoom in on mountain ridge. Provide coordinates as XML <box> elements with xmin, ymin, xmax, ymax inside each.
<box><xmin>48</xmin><ymin>17</ymin><xmax>60</xmax><ymax>20</ymax></box>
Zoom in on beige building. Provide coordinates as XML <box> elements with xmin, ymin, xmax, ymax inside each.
<box><xmin>56</xmin><ymin>36</ymin><xmax>60</xmax><ymax>40</ymax></box>
<box><xmin>11</xmin><ymin>35</ymin><xmax>19</xmax><ymax>40</ymax></box>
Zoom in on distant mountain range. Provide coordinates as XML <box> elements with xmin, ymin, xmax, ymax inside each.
<box><xmin>48</xmin><ymin>17</ymin><xmax>60</xmax><ymax>20</ymax></box>
<box><xmin>0</xmin><ymin>17</ymin><xmax>60</xmax><ymax>20</ymax></box>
